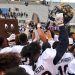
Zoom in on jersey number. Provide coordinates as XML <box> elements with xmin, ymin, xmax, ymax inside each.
<box><xmin>58</xmin><ymin>65</ymin><xmax>68</xmax><ymax>75</ymax></box>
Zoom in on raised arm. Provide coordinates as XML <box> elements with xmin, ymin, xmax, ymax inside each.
<box><xmin>37</xmin><ymin>23</ymin><xmax>47</xmax><ymax>42</ymax></box>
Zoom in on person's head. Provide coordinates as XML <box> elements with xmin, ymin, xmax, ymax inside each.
<box><xmin>4</xmin><ymin>67</ymin><xmax>29</xmax><ymax>75</ymax></box>
<box><xmin>42</xmin><ymin>41</ymin><xmax>51</xmax><ymax>53</ymax></box>
<box><xmin>69</xmin><ymin>32</ymin><xmax>75</xmax><ymax>40</ymax></box>
<box><xmin>19</xmin><ymin>33</ymin><xmax>28</xmax><ymax>45</ymax></box>
<box><xmin>69</xmin><ymin>32</ymin><xmax>74</xmax><ymax>37</ymax></box>
<box><xmin>0</xmin><ymin>52</ymin><xmax>21</xmax><ymax>71</ymax></box>
<box><xmin>21</xmin><ymin>42</ymin><xmax>41</xmax><ymax>62</ymax></box>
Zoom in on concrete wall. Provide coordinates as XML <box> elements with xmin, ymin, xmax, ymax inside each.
<box><xmin>0</xmin><ymin>4</ymin><xmax>48</xmax><ymax>22</ymax></box>
<box><xmin>0</xmin><ymin>2</ymin><xmax>75</xmax><ymax>24</ymax></box>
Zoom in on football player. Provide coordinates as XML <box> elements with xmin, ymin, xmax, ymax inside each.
<box><xmin>34</xmin><ymin>13</ymin><xmax>69</xmax><ymax>75</ymax></box>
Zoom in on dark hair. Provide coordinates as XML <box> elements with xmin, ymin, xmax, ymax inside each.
<box><xmin>42</xmin><ymin>41</ymin><xmax>51</xmax><ymax>52</ymax></box>
<box><xmin>0</xmin><ymin>52</ymin><xmax>21</xmax><ymax>71</ymax></box>
<box><xmin>19</xmin><ymin>33</ymin><xmax>28</xmax><ymax>45</ymax></box>
<box><xmin>52</xmin><ymin>41</ymin><xmax>59</xmax><ymax>49</ymax></box>
<box><xmin>21</xmin><ymin>45</ymin><xmax>30</xmax><ymax>58</ymax></box>
<box><xmin>69</xmin><ymin>32</ymin><xmax>74</xmax><ymax>37</ymax></box>
<box><xmin>21</xmin><ymin>42</ymin><xmax>41</xmax><ymax>58</ymax></box>
<box><xmin>0</xmin><ymin>36</ymin><xmax>4</xmax><ymax>47</ymax></box>
<box><xmin>21</xmin><ymin>42</ymin><xmax>41</xmax><ymax>70</ymax></box>
<box><xmin>5</xmin><ymin>67</ymin><xmax>29</xmax><ymax>75</ymax></box>
<box><xmin>29</xmin><ymin>42</ymin><xmax>41</xmax><ymax>54</ymax></box>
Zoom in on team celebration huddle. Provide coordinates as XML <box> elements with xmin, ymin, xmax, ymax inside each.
<box><xmin>0</xmin><ymin>1</ymin><xmax>75</xmax><ymax>75</ymax></box>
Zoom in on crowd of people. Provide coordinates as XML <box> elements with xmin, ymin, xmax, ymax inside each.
<box><xmin>0</xmin><ymin>3</ymin><xmax>75</xmax><ymax>75</ymax></box>
<box><xmin>0</xmin><ymin>8</ymin><xmax>28</xmax><ymax>19</ymax></box>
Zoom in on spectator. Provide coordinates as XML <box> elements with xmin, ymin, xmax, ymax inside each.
<box><xmin>69</xmin><ymin>32</ymin><xmax>75</xmax><ymax>43</ymax></box>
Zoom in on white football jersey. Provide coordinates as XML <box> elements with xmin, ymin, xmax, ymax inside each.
<box><xmin>34</xmin><ymin>48</ymin><xmax>57</xmax><ymax>75</ymax></box>
<box><xmin>19</xmin><ymin>65</ymin><xmax>34</xmax><ymax>75</ymax></box>
<box><xmin>0</xmin><ymin>47</ymin><xmax>12</xmax><ymax>53</ymax></box>
<box><xmin>0</xmin><ymin>45</ymin><xmax>24</xmax><ymax>54</ymax></box>
<box><xmin>66</xmin><ymin>59</ymin><xmax>75</xmax><ymax>75</ymax></box>
<box><xmin>56</xmin><ymin>52</ymin><xmax>74</xmax><ymax>75</ymax></box>
<box><xmin>11</xmin><ymin>45</ymin><xmax>24</xmax><ymax>53</ymax></box>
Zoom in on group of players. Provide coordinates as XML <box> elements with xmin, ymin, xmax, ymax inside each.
<box><xmin>0</xmin><ymin>3</ymin><xmax>75</xmax><ymax>75</ymax></box>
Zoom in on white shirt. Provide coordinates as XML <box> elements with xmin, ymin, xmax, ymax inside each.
<box><xmin>19</xmin><ymin>65</ymin><xmax>34</xmax><ymax>75</ymax></box>
<box><xmin>66</xmin><ymin>59</ymin><xmax>75</xmax><ymax>75</ymax></box>
<box><xmin>56</xmin><ymin>52</ymin><xmax>74</xmax><ymax>75</ymax></box>
<box><xmin>34</xmin><ymin>48</ymin><xmax>57</xmax><ymax>75</ymax></box>
<box><xmin>11</xmin><ymin>45</ymin><xmax>24</xmax><ymax>53</ymax></box>
<box><xmin>0</xmin><ymin>47</ymin><xmax>12</xmax><ymax>53</ymax></box>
